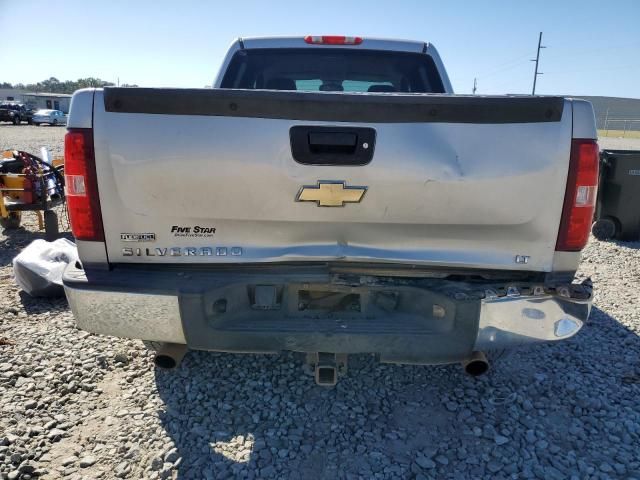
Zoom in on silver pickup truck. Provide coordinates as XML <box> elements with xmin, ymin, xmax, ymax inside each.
<box><xmin>62</xmin><ymin>36</ymin><xmax>597</xmax><ymax>385</ymax></box>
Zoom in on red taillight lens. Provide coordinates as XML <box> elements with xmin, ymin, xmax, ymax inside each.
<box><xmin>304</xmin><ymin>35</ymin><xmax>363</xmax><ymax>45</ymax></box>
<box><xmin>556</xmin><ymin>139</ymin><xmax>599</xmax><ymax>251</ymax></box>
<box><xmin>64</xmin><ymin>128</ymin><xmax>105</xmax><ymax>241</ymax></box>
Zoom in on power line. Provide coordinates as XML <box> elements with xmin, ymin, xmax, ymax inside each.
<box><xmin>471</xmin><ymin>53</ymin><xmax>530</xmax><ymax>94</ymax></box>
<box><xmin>487</xmin><ymin>70</ymin><xmax>535</xmax><ymax>92</ymax></box>
<box><xmin>545</xmin><ymin>64</ymin><xmax>640</xmax><ymax>75</ymax></box>
<box><xmin>477</xmin><ymin>53</ymin><xmax>531</xmax><ymax>79</ymax></box>
<box><xmin>531</xmin><ymin>32</ymin><xmax>546</xmax><ymax>95</ymax></box>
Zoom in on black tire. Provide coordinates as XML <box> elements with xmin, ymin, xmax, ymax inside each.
<box><xmin>52</xmin><ymin>119</ymin><xmax>57</xmax><ymax>126</ymax></box>
<box><xmin>0</xmin><ymin>212</ymin><xmax>21</xmax><ymax>229</ymax></box>
<box><xmin>34</xmin><ymin>122</ymin><xmax>40</xmax><ymax>126</ymax></box>
<box><xmin>592</xmin><ymin>218</ymin><xmax>617</xmax><ymax>241</ymax></box>
<box><xmin>27</xmin><ymin>118</ymin><xmax>33</xmax><ymax>125</ymax></box>
<box><xmin>44</xmin><ymin>210</ymin><xmax>59</xmax><ymax>241</ymax></box>
<box><xmin>12</xmin><ymin>116</ymin><xmax>20</xmax><ymax>125</ymax></box>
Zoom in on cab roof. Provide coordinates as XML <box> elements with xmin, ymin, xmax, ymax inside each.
<box><xmin>240</xmin><ymin>36</ymin><xmax>429</xmax><ymax>53</ymax></box>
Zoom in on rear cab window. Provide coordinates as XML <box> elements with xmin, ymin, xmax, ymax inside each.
<box><xmin>220</xmin><ymin>48</ymin><xmax>445</xmax><ymax>93</ymax></box>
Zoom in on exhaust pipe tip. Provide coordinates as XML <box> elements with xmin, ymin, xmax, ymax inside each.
<box><xmin>153</xmin><ymin>343</ymin><xmax>188</xmax><ymax>370</ymax></box>
<box><xmin>462</xmin><ymin>351</ymin><xmax>489</xmax><ymax>377</ymax></box>
<box><xmin>154</xmin><ymin>354</ymin><xmax>178</xmax><ymax>369</ymax></box>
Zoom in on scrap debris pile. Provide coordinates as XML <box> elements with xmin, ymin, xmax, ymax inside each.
<box><xmin>0</xmin><ymin>149</ymin><xmax>65</xmax><ymax>240</ymax></box>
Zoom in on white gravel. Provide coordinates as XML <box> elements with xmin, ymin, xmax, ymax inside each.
<box><xmin>1</xmin><ymin>125</ymin><xmax>640</xmax><ymax>480</ymax></box>
<box><xmin>598</xmin><ymin>136</ymin><xmax>640</xmax><ymax>151</ymax></box>
<box><xmin>0</xmin><ymin>125</ymin><xmax>66</xmax><ymax>159</ymax></box>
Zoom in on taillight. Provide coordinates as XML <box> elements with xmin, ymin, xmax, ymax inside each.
<box><xmin>304</xmin><ymin>35</ymin><xmax>363</xmax><ymax>45</ymax></box>
<box><xmin>556</xmin><ymin>139</ymin><xmax>599</xmax><ymax>251</ymax></box>
<box><xmin>64</xmin><ymin>128</ymin><xmax>105</xmax><ymax>241</ymax></box>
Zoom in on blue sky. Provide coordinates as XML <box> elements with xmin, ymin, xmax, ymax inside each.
<box><xmin>1</xmin><ymin>0</ymin><xmax>639</xmax><ymax>97</ymax></box>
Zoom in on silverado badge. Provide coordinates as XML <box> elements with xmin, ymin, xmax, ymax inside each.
<box><xmin>296</xmin><ymin>181</ymin><xmax>367</xmax><ymax>207</ymax></box>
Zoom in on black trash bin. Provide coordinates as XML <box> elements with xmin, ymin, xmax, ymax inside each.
<box><xmin>592</xmin><ymin>149</ymin><xmax>640</xmax><ymax>241</ymax></box>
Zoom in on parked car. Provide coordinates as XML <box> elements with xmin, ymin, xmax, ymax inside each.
<box><xmin>0</xmin><ymin>103</ymin><xmax>34</xmax><ymax>125</ymax></box>
<box><xmin>32</xmin><ymin>109</ymin><xmax>68</xmax><ymax>126</ymax></box>
<box><xmin>63</xmin><ymin>35</ymin><xmax>597</xmax><ymax>385</ymax></box>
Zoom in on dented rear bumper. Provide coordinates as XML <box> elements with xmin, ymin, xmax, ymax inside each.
<box><xmin>63</xmin><ymin>263</ymin><xmax>592</xmax><ymax>365</ymax></box>
<box><xmin>475</xmin><ymin>286</ymin><xmax>591</xmax><ymax>351</ymax></box>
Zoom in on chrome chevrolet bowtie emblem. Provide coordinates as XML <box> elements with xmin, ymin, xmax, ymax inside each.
<box><xmin>296</xmin><ymin>181</ymin><xmax>367</xmax><ymax>207</ymax></box>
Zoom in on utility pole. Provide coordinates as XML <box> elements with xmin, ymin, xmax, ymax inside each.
<box><xmin>472</xmin><ymin>77</ymin><xmax>477</xmax><ymax>95</ymax></box>
<box><xmin>531</xmin><ymin>32</ymin><xmax>546</xmax><ymax>95</ymax></box>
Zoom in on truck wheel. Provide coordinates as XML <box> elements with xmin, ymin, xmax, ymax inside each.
<box><xmin>44</xmin><ymin>210</ymin><xmax>59</xmax><ymax>241</ymax></box>
<box><xmin>52</xmin><ymin>119</ymin><xmax>58</xmax><ymax>126</ymax></box>
<box><xmin>12</xmin><ymin>116</ymin><xmax>20</xmax><ymax>125</ymax></box>
<box><xmin>28</xmin><ymin>118</ymin><xmax>33</xmax><ymax>125</ymax></box>
<box><xmin>0</xmin><ymin>212</ymin><xmax>21</xmax><ymax>229</ymax></box>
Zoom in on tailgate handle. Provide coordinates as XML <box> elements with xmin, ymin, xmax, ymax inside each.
<box><xmin>308</xmin><ymin>132</ymin><xmax>357</xmax><ymax>153</ymax></box>
<box><xmin>290</xmin><ymin>126</ymin><xmax>376</xmax><ymax>166</ymax></box>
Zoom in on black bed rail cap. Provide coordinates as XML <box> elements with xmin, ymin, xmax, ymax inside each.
<box><xmin>104</xmin><ymin>87</ymin><xmax>565</xmax><ymax>124</ymax></box>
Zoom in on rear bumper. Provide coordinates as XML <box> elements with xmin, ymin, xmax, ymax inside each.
<box><xmin>63</xmin><ymin>264</ymin><xmax>592</xmax><ymax>364</ymax></box>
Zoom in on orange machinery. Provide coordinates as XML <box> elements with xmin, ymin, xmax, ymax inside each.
<box><xmin>0</xmin><ymin>150</ymin><xmax>65</xmax><ymax>240</ymax></box>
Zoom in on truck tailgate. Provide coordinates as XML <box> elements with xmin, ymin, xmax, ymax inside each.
<box><xmin>92</xmin><ymin>88</ymin><xmax>572</xmax><ymax>271</ymax></box>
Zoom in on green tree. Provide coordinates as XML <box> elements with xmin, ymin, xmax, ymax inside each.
<box><xmin>16</xmin><ymin>77</ymin><xmax>118</xmax><ymax>94</ymax></box>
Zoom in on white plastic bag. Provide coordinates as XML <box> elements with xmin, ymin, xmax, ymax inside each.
<box><xmin>12</xmin><ymin>238</ymin><xmax>78</xmax><ymax>297</ymax></box>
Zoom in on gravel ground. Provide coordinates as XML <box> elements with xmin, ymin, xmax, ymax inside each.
<box><xmin>1</xmin><ymin>125</ymin><xmax>640</xmax><ymax>480</ymax></box>
<box><xmin>0</xmin><ymin>125</ymin><xmax>65</xmax><ymax>159</ymax></box>
<box><xmin>599</xmin><ymin>136</ymin><xmax>640</xmax><ymax>151</ymax></box>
